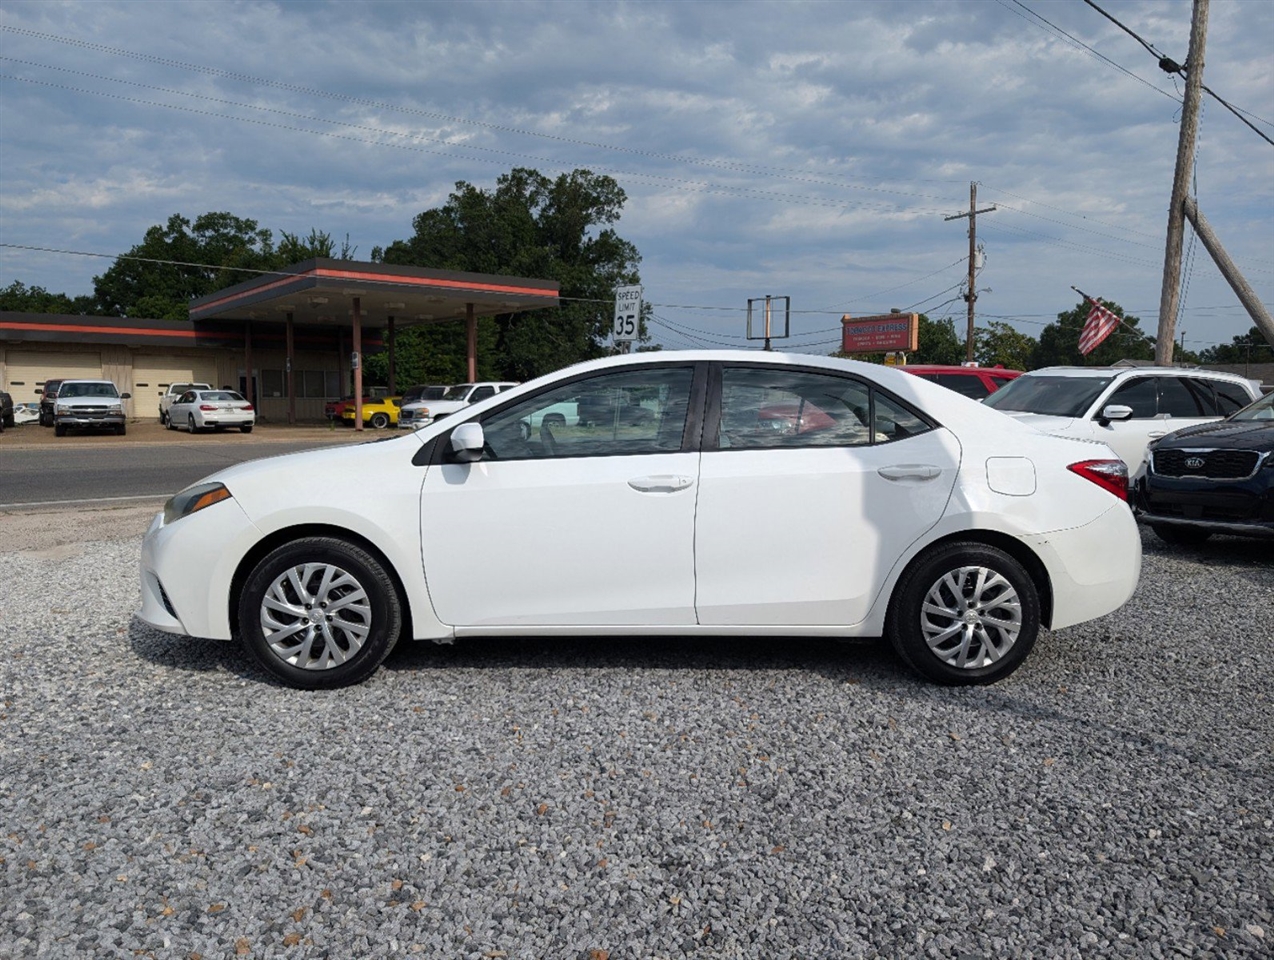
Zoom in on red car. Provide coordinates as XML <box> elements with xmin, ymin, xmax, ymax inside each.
<box><xmin>901</xmin><ymin>364</ymin><xmax>1022</xmax><ymax>400</ymax></box>
<box><xmin>324</xmin><ymin>396</ymin><xmax>375</xmax><ymax>420</ymax></box>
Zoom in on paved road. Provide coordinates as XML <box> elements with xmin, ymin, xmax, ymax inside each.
<box><xmin>0</xmin><ymin>436</ymin><xmax>364</xmax><ymax>506</ymax></box>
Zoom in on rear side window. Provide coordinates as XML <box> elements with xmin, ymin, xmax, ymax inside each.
<box><xmin>470</xmin><ymin>386</ymin><xmax>496</xmax><ymax>403</ymax></box>
<box><xmin>934</xmin><ymin>373</ymin><xmax>991</xmax><ymax>399</ymax></box>
<box><xmin>1158</xmin><ymin>377</ymin><xmax>1210</xmax><ymax>417</ymax></box>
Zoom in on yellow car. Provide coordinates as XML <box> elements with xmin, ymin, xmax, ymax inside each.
<box><xmin>341</xmin><ymin>396</ymin><xmax>402</xmax><ymax>429</ymax></box>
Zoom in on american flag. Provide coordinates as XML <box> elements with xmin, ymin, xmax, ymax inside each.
<box><xmin>1078</xmin><ymin>298</ymin><xmax>1121</xmax><ymax>355</ymax></box>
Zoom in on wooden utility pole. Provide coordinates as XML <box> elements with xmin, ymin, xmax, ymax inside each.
<box><xmin>1183</xmin><ymin>196</ymin><xmax>1274</xmax><ymax>345</ymax></box>
<box><xmin>1156</xmin><ymin>0</ymin><xmax>1209</xmax><ymax>366</ymax></box>
<box><xmin>945</xmin><ymin>182</ymin><xmax>996</xmax><ymax>363</ymax></box>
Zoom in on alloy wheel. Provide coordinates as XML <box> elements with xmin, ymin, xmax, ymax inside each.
<box><xmin>259</xmin><ymin>562</ymin><xmax>372</xmax><ymax>670</ymax></box>
<box><xmin>918</xmin><ymin>565</ymin><xmax>1023</xmax><ymax>670</ymax></box>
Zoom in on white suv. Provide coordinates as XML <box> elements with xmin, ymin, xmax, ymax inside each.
<box><xmin>983</xmin><ymin>366</ymin><xmax>1261</xmax><ymax>468</ymax></box>
<box><xmin>398</xmin><ymin>381</ymin><xmax>519</xmax><ymax>429</ymax></box>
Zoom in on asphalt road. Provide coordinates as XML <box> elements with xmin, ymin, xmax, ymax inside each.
<box><xmin>0</xmin><ymin>431</ymin><xmax>368</xmax><ymax>506</ymax></box>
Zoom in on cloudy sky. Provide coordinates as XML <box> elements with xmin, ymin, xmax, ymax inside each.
<box><xmin>1</xmin><ymin>0</ymin><xmax>1271</xmax><ymax>356</ymax></box>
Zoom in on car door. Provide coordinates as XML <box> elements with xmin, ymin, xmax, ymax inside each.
<box><xmin>694</xmin><ymin>364</ymin><xmax>960</xmax><ymax>627</ymax></box>
<box><xmin>1089</xmin><ymin>375</ymin><xmax>1222</xmax><ymax>468</ymax></box>
<box><xmin>419</xmin><ymin>363</ymin><xmax>703</xmax><ymax>627</ymax></box>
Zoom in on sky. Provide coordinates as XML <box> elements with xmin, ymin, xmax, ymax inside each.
<box><xmin>1</xmin><ymin>0</ymin><xmax>1271</xmax><ymax>357</ymax></box>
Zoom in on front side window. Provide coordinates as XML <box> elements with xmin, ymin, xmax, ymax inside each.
<box><xmin>478</xmin><ymin>367</ymin><xmax>695</xmax><ymax>460</ymax></box>
<box><xmin>1105</xmin><ymin>378</ymin><xmax>1157</xmax><ymax>418</ymax></box>
<box><xmin>716</xmin><ymin>367</ymin><xmax>927</xmax><ymax>449</ymax></box>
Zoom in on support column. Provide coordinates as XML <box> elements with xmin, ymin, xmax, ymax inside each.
<box><xmin>466</xmin><ymin>303</ymin><xmax>477</xmax><ymax>383</ymax></box>
<box><xmin>244</xmin><ymin>321</ymin><xmax>255</xmax><ymax>407</ymax></box>
<box><xmin>286</xmin><ymin>311</ymin><xmax>296</xmax><ymax>425</ymax></box>
<box><xmin>387</xmin><ymin>316</ymin><xmax>397</xmax><ymax>394</ymax></box>
<box><xmin>353</xmin><ymin>297</ymin><xmax>364</xmax><ymax>433</ymax></box>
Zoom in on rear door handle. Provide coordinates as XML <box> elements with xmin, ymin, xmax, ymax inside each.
<box><xmin>1148</xmin><ymin>431</ymin><xmax>1167</xmax><ymax>439</ymax></box>
<box><xmin>877</xmin><ymin>464</ymin><xmax>942</xmax><ymax>482</ymax></box>
<box><xmin>628</xmin><ymin>475</ymin><xmax>695</xmax><ymax>493</ymax></box>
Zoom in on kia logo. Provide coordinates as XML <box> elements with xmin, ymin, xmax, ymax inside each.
<box><xmin>1184</xmin><ymin>456</ymin><xmax>1205</xmax><ymax>470</ymax></box>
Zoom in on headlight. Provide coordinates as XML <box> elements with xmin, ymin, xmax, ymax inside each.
<box><xmin>56</xmin><ymin>404</ymin><xmax>69</xmax><ymax>415</ymax></box>
<box><xmin>109</xmin><ymin>404</ymin><xmax>122</xmax><ymax>414</ymax></box>
<box><xmin>163</xmin><ymin>482</ymin><xmax>233</xmax><ymax>525</ymax></box>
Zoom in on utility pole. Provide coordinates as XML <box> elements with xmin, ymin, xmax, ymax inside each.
<box><xmin>1156</xmin><ymin>0</ymin><xmax>1209</xmax><ymax>366</ymax></box>
<box><xmin>945</xmin><ymin>182</ymin><xmax>996</xmax><ymax>363</ymax></box>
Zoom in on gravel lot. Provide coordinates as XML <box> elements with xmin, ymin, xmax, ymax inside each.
<box><xmin>1</xmin><ymin>507</ymin><xmax>1270</xmax><ymax>959</ymax></box>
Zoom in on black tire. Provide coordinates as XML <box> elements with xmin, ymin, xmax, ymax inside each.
<box><xmin>1151</xmin><ymin>523</ymin><xmax>1212</xmax><ymax>546</ymax></box>
<box><xmin>159</xmin><ymin>410</ymin><xmax>167</xmax><ymax>426</ymax></box>
<box><xmin>188</xmin><ymin>414</ymin><xmax>199</xmax><ymax>434</ymax></box>
<box><xmin>240</xmin><ymin>424</ymin><xmax>253</xmax><ymax>433</ymax></box>
<box><xmin>116</xmin><ymin>423</ymin><xmax>126</xmax><ymax>436</ymax></box>
<box><xmin>54</xmin><ymin>422</ymin><xmax>66</xmax><ymax>437</ymax></box>
<box><xmin>237</xmin><ymin>537</ymin><xmax>402</xmax><ymax>689</ymax></box>
<box><xmin>370</xmin><ymin>412</ymin><xmax>390</xmax><ymax>429</ymax></box>
<box><xmin>887</xmin><ymin>541</ymin><xmax>1040</xmax><ymax>685</ymax></box>
<box><xmin>167</xmin><ymin>415</ymin><xmax>178</xmax><ymax>431</ymax></box>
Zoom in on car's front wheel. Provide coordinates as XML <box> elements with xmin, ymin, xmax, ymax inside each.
<box><xmin>237</xmin><ymin>537</ymin><xmax>403</xmax><ymax>689</ymax></box>
<box><xmin>887</xmin><ymin>541</ymin><xmax>1040</xmax><ymax>685</ymax></box>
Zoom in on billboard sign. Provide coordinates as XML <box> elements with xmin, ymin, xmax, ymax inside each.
<box><xmin>840</xmin><ymin>313</ymin><xmax>919</xmax><ymax>354</ymax></box>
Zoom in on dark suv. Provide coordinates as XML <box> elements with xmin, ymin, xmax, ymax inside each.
<box><xmin>37</xmin><ymin>378</ymin><xmax>65</xmax><ymax>427</ymax></box>
<box><xmin>0</xmin><ymin>389</ymin><xmax>12</xmax><ymax>433</ymax></box>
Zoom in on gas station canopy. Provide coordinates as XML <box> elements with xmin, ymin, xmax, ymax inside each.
<box><xmin>189</xmin><ymin>258</ymin><xmax>559</xmax><ymax>326</ymax></box>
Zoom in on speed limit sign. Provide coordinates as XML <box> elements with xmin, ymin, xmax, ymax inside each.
<box><xmin>613</xmin><ymin>285</ymin><xmax>642</xmax><ymax>342</ymax></box>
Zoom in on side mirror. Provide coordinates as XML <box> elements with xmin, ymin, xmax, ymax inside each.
<box><xmin>1098</xmin><ymin>404</ymin><xmax>1134</xmax><ymax>425</ymax></box>
<box><xmin>449</xmin><ymin>422</ymin><xmax>486</xmax><ymax>462</ymax></box>
<box><xmin>120</xmin><ymin>392</ymin><xmax>132</xmax><ymax>400</ymax></box>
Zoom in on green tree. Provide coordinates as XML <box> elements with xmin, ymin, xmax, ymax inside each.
<box><xmin>92</xmin><ymin>212</ymin><xmax>280</xmax><ymax>319</ymax></box>
<box><xmin>1031</xmin><ymin>298</ymin><xmax>1155</xmax><ymax>368</ymax></box>
<box><xmin>0</xmin><ymin>280</ymin><xmax>94</xmax><ymax>314</ymax></box>
<box><xmin>976</xmin><ymin>321</ymin><xmax>1037</xmax><ymax>370</ymax></box>
<box><xmin>376</xmin><ymin>168</ymin><xmax>643</xmax><ymax>381</ymax></box>
<box><xmin>1198</xmin><ymin>326</ymin><xmax>1274</xmax><ymax>365</ymax></box>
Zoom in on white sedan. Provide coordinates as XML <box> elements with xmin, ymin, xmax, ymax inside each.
<box><xmin>139</xmin><ymin>351</ymin><xmax>1141</xmax><ymax>689</ymax></box>
<box><xmin>167</xmin><ymin>389</ymin><xmax>255</xmax><ymax>433</ymax></box>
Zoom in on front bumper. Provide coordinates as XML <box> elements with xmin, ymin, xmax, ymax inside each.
<box><xmin>56</xmin><ymin>414</ymin><xmax>124</xmax><ymax>428</ymax></box>
<box><xmin>1132</xmin><ymin>469</ymin><xmax>1274</xmax><ymax>539</ymax></box>
<box><xmin>138</xmin><ymin>497</ymin><xmax>261</xmax><ymax>639</ymax></box>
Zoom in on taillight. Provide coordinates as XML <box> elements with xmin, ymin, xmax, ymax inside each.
<box><xmin>199</xmin><ymin>404</ymin><xmax>217</xmax><ymax>411</ymax></box>
<box><xmin>242</xmin><ymin>404</ymin><xmax>254</xmax><ymax>411</ymax></box>
<box><xmin>1068</xmin><ymin>459</ymin><xmax>1129</xmax><ymax>501</ymax></box>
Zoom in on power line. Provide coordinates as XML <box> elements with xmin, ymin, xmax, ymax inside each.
<box><xmin>1079</xmin><ymin>0</ymin><xmax>1274</xmax><ymax>146</ymax></box>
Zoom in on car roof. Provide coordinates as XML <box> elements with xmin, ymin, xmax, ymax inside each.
<box><xmin>1025</xmin><ymin>365</ymin><xmax>1249</xmax><ymax>382</ymax></box>
<box><xmin>902</xmin><ymin>365</ymin><xmax>1022</xmax><ymax>375</ymax></box>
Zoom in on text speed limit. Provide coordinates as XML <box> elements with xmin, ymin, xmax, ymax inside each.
<box><xmin>613</xmin><ymin>285</ymin><xmax>642</xmax><ymax>342</ymax></box>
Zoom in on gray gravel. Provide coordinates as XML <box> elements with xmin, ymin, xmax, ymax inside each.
<box><xmin>1</xmin><ymin>516</ymin><xmax>1271</xmax><ymax>959</ymax></box>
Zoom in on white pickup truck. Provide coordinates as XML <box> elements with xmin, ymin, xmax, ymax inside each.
<box><xmin>398</xmin><ymin>381</ymin><xmax>519</xmax><ymax>429</ymax></box>
<box><xmin>159</xmin><ymin>382</ymin><xmax>212</xmax><ymax>425</ymax></box>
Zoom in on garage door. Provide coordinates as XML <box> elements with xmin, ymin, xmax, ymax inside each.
<box><xmin>4</xmin><ymin>351</ymin><xmax>103</xmax><ymax>404</ymax></box>
<box><xmin>133</xmin><ymin>355</ymin><xmax>219</xmax><ymax>419</ymax></box>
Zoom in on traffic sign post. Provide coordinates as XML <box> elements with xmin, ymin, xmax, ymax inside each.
<box><xmin>613</xmin><ymin>285</ymin><xmax>642</xmax><ymax>350</ymax></box>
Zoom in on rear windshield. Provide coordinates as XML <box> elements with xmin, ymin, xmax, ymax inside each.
<box><xmin>983</xmin><ymin>374</ymin><xmax>1112</xmax><ymax>418</ymax></box>
<box><xmin>199</xmin><ymin>391</ymin><xmax>245</xmax><ymax>402</ymax></box>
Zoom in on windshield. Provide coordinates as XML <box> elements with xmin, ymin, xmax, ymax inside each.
<box><xmin>983</xmin><ymin>374</ymin><xmax>1113</xmax><ymax>417</ymax></box>
<box><xmin>1232</xmin><ymin>392</ymin><xmax>1274</xmax><ymax>421</ymax></box>
<box><xmin>59</xmin><ymin>382</ymin><xmax>120</xmax><ymax>399</ymax></box>
<box><xmin>442</xmin><ymin>384</ymin><xmax>474</xmax><ymax>401</ymax></box>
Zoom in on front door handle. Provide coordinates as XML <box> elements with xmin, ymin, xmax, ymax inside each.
<box><xmin>877</xmin><ymin>464</ymin><xmax>942</xmax><ymax>482</ymax></box>
<box><xmin>628</xmin><ymin>475</ymin><xmax>695</xmax><ymax>493</ymax></box>
<box><xmin>1148</xmin><ymin>431</ymin><xmax>1167</xmax><ymax>439</ymax></box>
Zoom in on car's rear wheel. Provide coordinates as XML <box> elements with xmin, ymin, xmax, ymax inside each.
<box><xmin>188</xmin><ymin>414</ymin><xmax>199</xmax><ymax>434</ymax></box>
<box><xmin>237</xmin><ymin>537</ymin><xmax>402</xmax><ymax>689</ymax></box>
<box><xmin>240</xmin><ymin>424</ymin><xmax>253</xmax><ymax>433</ymax></box>
<box><xmin>887</xmin><ymin>542</ymin><xmax>1039</xmax><ymax>685</ymax></box>
<box><xmin>159</xmin><ymin>410</ymin><xmax>167</xmax><ymax>426</ymax></box>
<box><xmin>370</xmin><ymin>412</ymin><xmax>390</xmax><ymax>429</ymax></box>
<box><xmin>1151</xmin><ymin>523</ymin><xmax>1212</xmax><ymax>546</ymax></box>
